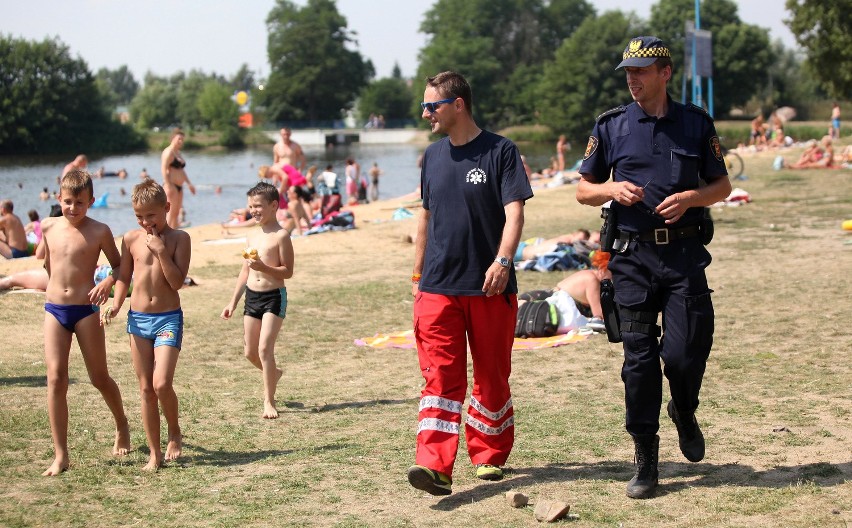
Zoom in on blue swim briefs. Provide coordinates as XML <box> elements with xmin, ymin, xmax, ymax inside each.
<box><xmin>45</xmin><ymin>303</ymin><xmax>99</xmax><ymax>332</ymax></box>
<box><xmin>11</xmin><ymin>247</ymin><xmax>30</xmax><ymax>259</ymax></box>
<box><xmin>127</xmin><ymin>308</ymin><xmax>183</xmax><ymax>349</ymax></box>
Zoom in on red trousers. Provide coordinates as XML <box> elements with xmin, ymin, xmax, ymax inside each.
<box><xmin>412</xmin><ymin>291</ymin><xmax>517</xmax><ymax>476</ymax></box>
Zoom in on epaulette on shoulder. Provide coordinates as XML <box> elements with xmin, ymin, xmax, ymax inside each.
<box><xmin>686</xmin><ymin>103</ymin><xmax>714</xmax><ymax>122</ymax></box>
<box><xmin>596</xmin><ymin>105</ymin><xmax>626</xmax><ymax>122</ymax></box>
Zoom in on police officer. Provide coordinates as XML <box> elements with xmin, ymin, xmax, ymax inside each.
<box><xmin>576</xmin><ymin>36</ymin><xmax>732</xmax><ymax>499</ymax></box>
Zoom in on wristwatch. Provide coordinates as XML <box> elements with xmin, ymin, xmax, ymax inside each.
<box><xmin>494</xmin><ymin>256</ymin><xmax>512</xmax><ymax>268</ymax></box>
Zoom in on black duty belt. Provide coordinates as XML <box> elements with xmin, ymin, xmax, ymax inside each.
<box><xmin>629</xmin><ymin>225</ymin><xmax>700</xmax><ymax>245</ymax></box>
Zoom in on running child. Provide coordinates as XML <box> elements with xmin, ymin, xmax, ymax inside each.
<box><xmin>39</xmin><ymin>169</ymin><xmax>130</xmax><ymax>476</ymax></box>
<box><xmin>103</xmin><ymin>179</ymin><xmax>191</xmax><ymax>470</ymax></box>
<box><xmin>220</xmin><ymin>182</ymin><xmax>294</xmax><ymax>419</ymax></box>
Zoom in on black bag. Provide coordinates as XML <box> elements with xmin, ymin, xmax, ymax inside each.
<box><xmin>518</xmin><ymin>290</ymin><xmax>552</xmax><ymax>302</ymax></box>
<box><xmin>515</xmin><ymin>300</ymin><xmax>558</xmax><ymax>338</ymax></box>
<box><xmin>700</xmin><ymin>207</ymin><xmax>714</xmax><ymax>245</ymax></box>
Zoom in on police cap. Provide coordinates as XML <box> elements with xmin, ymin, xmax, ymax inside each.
<box><xmin>616</xmin><ymin>36</ymin><xmax>671</xmax><ymax>70</ymax></box>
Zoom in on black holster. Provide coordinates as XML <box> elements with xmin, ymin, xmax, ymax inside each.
<box><xmin>600</xmin><ymin>206</ymin><xmax>617</xmax><ymax>253</ymax></box>
<box><xmin>700</xmin><ymin>207</ymin><xmax>714</xmax><ymax>245</ymax></box>
<box><xmin>600</xmin><ymin>278</ymin><xmax>622</xmax><ymax>343</ymax></box>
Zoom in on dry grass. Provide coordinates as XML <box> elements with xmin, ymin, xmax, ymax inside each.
<box><xmin>1</xmin><ymin>145</ymin><xmax>850</xmax><ymax>527</ymax></box>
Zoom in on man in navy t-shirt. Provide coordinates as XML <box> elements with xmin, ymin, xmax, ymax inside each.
<box><xmin>407</xmin><ymin>71</ymin><xmax>533</xmax><ymax>497</ymax></box>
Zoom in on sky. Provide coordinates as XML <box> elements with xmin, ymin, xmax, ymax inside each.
<box><xmin>0</xmin><ymin>0</ymin><xmax>798</xmax><ymax>84</ymax></box>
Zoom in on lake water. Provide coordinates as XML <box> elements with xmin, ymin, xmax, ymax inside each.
<box><xmin>0</xmin><ymin>140</ymin><xmax>565</xmax><ymax>235</ymax></box>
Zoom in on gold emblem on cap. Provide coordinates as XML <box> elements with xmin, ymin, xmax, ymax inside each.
<box><xmin>629</xmin><ymin>39</ymin><xmax>642</xmax><ymax>52</ymax></box>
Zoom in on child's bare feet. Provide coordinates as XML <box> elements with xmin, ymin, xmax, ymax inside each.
<box><xmin>42</xmin><ymin>456</ymin><xmax>69</xmax><ymax>476</ymax></box>
<box><xmin>113</xmin><ymin>420</ymin><xmax>131</xmax><ymax>456</ymax></box>
<box><xmin>261</xmin><ymin>368</ymin><xmax>283</xmax><ymax>419</ymax></box>
<box><xmin>143</xmin><ymin>452</ymin><xmax>163</xmax><ymax>471</ymax></box>
<box><xmin>165</xmin><ymin>434</ymin><xmax>182</xmax><ymax>461</ymax></box>
<box><xmin>262</xmin><ymin>400</ymin><xmax>279</xmax><ymax>419</ymax></box>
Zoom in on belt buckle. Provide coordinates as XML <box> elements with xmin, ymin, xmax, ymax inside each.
<box><xmin>654</xmin><ymin>228</ymin><xmax>669</xmax><ymax>245</ymax></box>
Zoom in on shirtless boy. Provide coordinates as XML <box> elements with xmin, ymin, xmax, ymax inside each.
<box><xmin>273</xmin><ymin>127</ymin><xmax>306</xmax><ymax>173</ymax></box>
<box><xmin>221</xmin><ymin>182</ymin><xmax>295</xmax><ymax>419</ymax></box>
<box><xmin>104</xmin><ymin>179</ymin><xmax>191</xmax><ymax>470</ymax></box>
<box><xmin>39</xmin><ymin>169</ymin><xmax>130</xmax><ymax>476</ymax></box>
<box><xmin>0</xmin><ymin>199</ymin><xmax>29</xmax><ymax>259</ymax></box>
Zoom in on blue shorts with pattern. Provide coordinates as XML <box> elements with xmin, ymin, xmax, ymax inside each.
<box><xmin>127</xmin><ymin>308</ymin><xmax>183</xmax><ymax>349</ymax></box>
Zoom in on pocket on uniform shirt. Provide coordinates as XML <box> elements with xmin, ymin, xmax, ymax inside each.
<box><xmin>670</xmin><ymin>149</ymin><xmax>700</xmax><ymax>188</ymax></box>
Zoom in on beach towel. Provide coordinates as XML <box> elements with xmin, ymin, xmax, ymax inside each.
<box><xmin>305</xmin><ymin>210</ymin><xmax>355</xmax><ymax>235</ymax></box>
<box><xmin>392</xmin><ymin>207</ymin><xmax>414</xmax><ymax>220</ymax></box>
<box><xmin>515</xmin><ymin>245</ymin><xmax>589</xmax><ymax>272</ymax></box>
<box><xmin>355</xmin><ymin>329</ymin><xmax>589</xmax><ymax>351</ymax></box>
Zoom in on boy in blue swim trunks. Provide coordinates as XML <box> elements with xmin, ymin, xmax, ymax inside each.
<box><xmin>38</xmin><ymin>169</ymin><xmax>131</xmax><ymax>476</ymax></box>
<box><xmin>104</xmin><ymin>178</ymin><xmax>191</xmax><ymax>471</ymax></box>
<box><xmin>221</xmin><ymin>182</ymin><xmax>295</xmax><ymax>419</ymax></box>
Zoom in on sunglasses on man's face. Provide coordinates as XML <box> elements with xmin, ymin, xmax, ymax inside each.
<box><xmin>420</xmin><ymin>98</ymin><xmax>456</xmax><ymax>114</ymax></box>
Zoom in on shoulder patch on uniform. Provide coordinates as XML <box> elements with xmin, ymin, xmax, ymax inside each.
<box><xmin>686</xmin><ymin>103</ymin><xmax>714</xmax><ymax>122</ymax></box>
<box><xmin>709</xmin><ymin>136</ymin><xmax>723</xmax><ymax>162</ymax></box>
<box><xmin>595</xmin><ymin>106</ymin><xmax>626</xmax><ymax>122</ymax></box>
<box><xmin>583</xmin><ymin>136</ymin><xmax>599</xmax><ymax>160</ymax></box>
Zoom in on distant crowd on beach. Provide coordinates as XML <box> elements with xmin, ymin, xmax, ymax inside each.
<box><xmin>730</xmin><ymin>103</ymin><xmax>851</xmax><ymax>170</ymax></box>
<box><xmin>222</xmin><ymin>127</ymin><xmax>386</xmax><ymax>236</ymax></box>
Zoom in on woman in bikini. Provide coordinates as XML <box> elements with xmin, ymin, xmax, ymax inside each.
<box><xmin>161</xmin><ymin>128</ymin><xmax>196</xmax><ymax>228</ymax></box>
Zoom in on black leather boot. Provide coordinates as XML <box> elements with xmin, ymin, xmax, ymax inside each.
<box><xmin>626</xmin><ymin>434</ymin><xmax>659</xmax><ymax>499</ymax></box>
<box><xmin>667</xmin><ymin>400</ymin><xmax>705</xmax><ymax>462</ymax></box>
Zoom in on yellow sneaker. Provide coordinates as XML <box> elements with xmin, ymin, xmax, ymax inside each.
<box><xmin>475</xmin><ymin>464</ymin><xmax>504</xmax><ymax>481</ymax></box>
<box><xmin>407</xmin><ymin>465</ymin><xmax>452</xmax><ymax>496</ymax></box>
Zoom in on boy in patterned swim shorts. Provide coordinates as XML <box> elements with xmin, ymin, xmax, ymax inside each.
<box><xmin>105</xmin><ymin>178</ymin><xmax>191</xmax><ymax>470</ymax></box>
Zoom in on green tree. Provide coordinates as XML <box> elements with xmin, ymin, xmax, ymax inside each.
<box><xmin>710</xmin><ymin>23</ymin><xmax>773</xmax><ymax>116</ymax></box>
<box><xmin>785</xmin><ymin>0</ymin><xmax>852</xmax><ymax>98</ymax></box>
<box><xmin>177</xmin><ymin>70</ymin><xmax>222</xmax><ymax>129</ymax></box>
<box><xmin>197</xmin><ymin>81</ymin><xmax>241</xmax><ymax>130</ymax></box>
<box><xmin>358</xmin><ymin>77</ymin><xmax>414</xmax><ymax>124</ymax></box>
<box><xmin>197</xmin><ymin>81</ymin><xmax>243</xmax><ymax>147</ymax></box>
<box><xmin>649</xmin><ymin>0</ymin><xmax>772</xmax><ymax>115</ymax></box>
<box><xmin>416</xmin><ymin>0</ymin><xmax>594</xmax><ymax>128</ymax></box>
<box><xmin>229</xmin><ymin>63</ymin><xmax>256</xmax><ymax>91</ymax></box>
<box><xmin>129</xmin><ymin>79</ymin><xmax>178</xmax><ymax>130</ymax></box>
<box><xmin>263</xmin><ymin>0</ymin><xmax>374</xmax><ymax>124</ymax></box>
<box><xmin>765</xmin><ymin>42</ymin><xmax>823</xmax><ymax>118</ymax></box>
<box><xmin>95</xmin><ymin>65</ymin><xmax>139</xmax><ymax>106</ymax></box>
<box><xmin>0</xmin><ymin>35</ymin><xmax>143</xmax><ymax>154</ymax></box>
<box><xmin>538</xmin><ymin>11</ymin><xmax>645</xmax><ymax>141</ymax></box>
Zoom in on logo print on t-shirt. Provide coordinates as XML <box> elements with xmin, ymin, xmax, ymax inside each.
<box><xmin>466</xmin><ymin>168</ymin><xmax>487</xmax><ymax>184</ymax></box>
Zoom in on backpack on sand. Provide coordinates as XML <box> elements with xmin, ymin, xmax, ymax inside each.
<box><xmin>519</xmin><ymin>289</ymin><xmax>552</xmax><ymax>302</ymax></box>
<box><xmin>515</xmin><ymin>300</ymin><xmax>559</xmax><ymax>338</ymax></box>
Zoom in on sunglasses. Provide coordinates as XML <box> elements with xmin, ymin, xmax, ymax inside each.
<box><xmin>420</xmin><ymin>98</ymin><xmax>456</xmax><ymax>113</ymax></box>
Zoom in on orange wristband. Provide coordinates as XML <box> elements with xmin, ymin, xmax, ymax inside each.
<box><xmin>412</xmin><ymin>273</ymin><xmax>422</xmax><ymax>283</ymax></box>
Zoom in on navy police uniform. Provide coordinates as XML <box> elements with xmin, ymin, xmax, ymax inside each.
<box><xmin>579</xmin><ymin>42</ymin><xmax>728</xmax><ymax>439</ymax></box>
